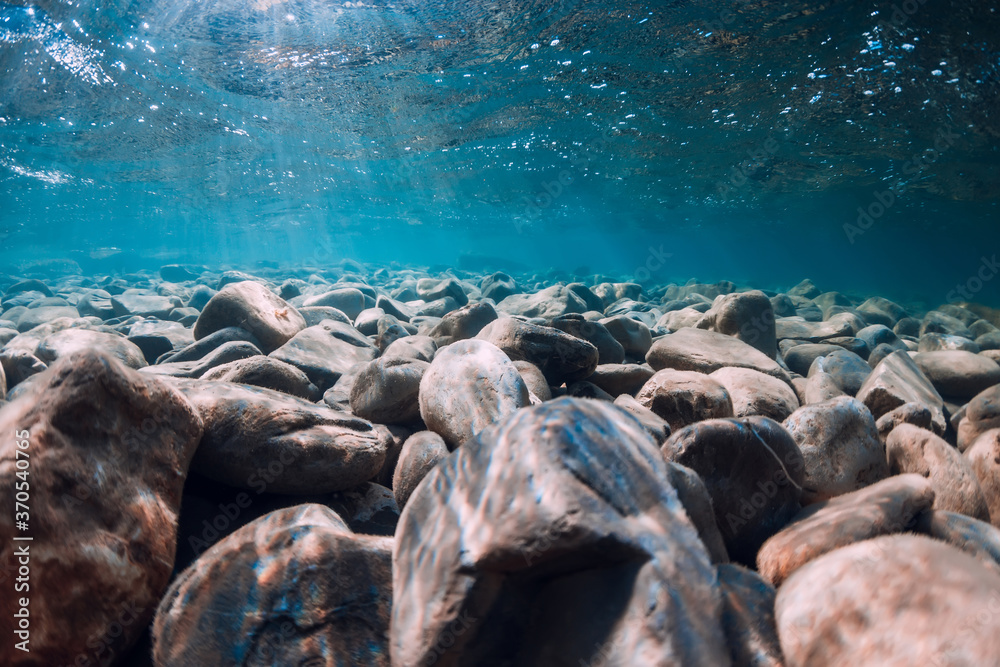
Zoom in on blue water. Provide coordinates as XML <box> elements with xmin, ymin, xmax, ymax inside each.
<box><xmin>1</xmin><ymin>0</ymin><xmax>998</xmax><ymax>304</ymax></box>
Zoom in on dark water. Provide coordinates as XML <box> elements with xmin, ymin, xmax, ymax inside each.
<box><xmin>1</xmin><ymin>0</ymin><xmax>998</xmax><ymax>304</ymax></box>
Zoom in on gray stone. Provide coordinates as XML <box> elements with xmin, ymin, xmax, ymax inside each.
<box><xmin>806</xmin><ymin>347</ymin><xmax>871</xmax><ymax>396</ymax></box>
<box><xmin>496</xmin><ymin>284</ymin><xmax>589</xmax><ymax>319</ymax></box>
<box><xmin>194</xmin><ymin>281</ymin><xmax>305</xmax><ymax>353</ymax></box>
<box><xmin>269</xmin><ymin>319</ymin><xmax>378</xmax><ymax>391</ymax></box>
<box><xmin>646</xmin><ymin>327</ymin><xmax>791</xmax><ymax>384</ymax></box>
<box><xmin>587</xmin><ymin>363</ymin><xmax>654</xmax><ymax>397</ymax></box>
<box><xmin>111</xmin><ymin>292</ymin><xmax>181</xmax><ymax>319</ymax></box>
<box><xmin>302</xmin><ymin>287</ymin><xmax>367</xmax><ymax>320</ymax></box>
<box><xmin>717</xmin><ymin>563</ymin><xmax>783</xmax><ymax>667</ymax></box>
<box><xmin>350</xmin><ymin>357</ymin><xmax>429</xmax><ymax>425</ymax></box>
<box><xmin>427</xmin><ymin>301</ymin><xmax>498</xmax><ymax>347</ymax></box>
<box><xmin>393</xmin><ymin>430</ymin><xmax>449</xmax><ymax>509</ymax></box>
<box><xmin>477</xmin><ymin>317</ymin><xmax>599</xmax><ymax>385</ymax></box>
<box><xmin>200</xmin><ymin>355</ymin><xmax>318</xmax><ymax>400</ymax></box>
<box><xmin>958</xmin><ymin>385</ymin><xmax>1000</xmax><ymax>452</ymax></box>
<box><xmin>913</xmin><ymin>350</ymin><xmax>1000</xmax><ymax>400</ymax></box>
<box><xmin>856</xmin><ymin>350</ymin><xmax>947</xmax><ymax>435</ymax></box>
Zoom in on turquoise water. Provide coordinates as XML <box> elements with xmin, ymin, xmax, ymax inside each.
<box><xmin>1</xmin><ymin>0</ymin><xmax>998</xmax><ymax>303</ymax></box>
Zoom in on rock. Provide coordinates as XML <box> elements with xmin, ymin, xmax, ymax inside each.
<box><xmin>350</xmin><ymin>357</ymin><xmax>429</xmax><ymax>425</ymax></box>
<box><xmin>698</xmin><ymin>290</ymin><xmax>777</xmax><ymax>359</ymax></box>
<box><xmin>393</xmin><ymin>430</ymin><xmax>449</xmax><ymax>508</ymax></box>
<box><xmin>913</xmin><ymin>350</ymin><xmax>1000</xmax><ymax>400</ymax></box>
<box><xmin>427</xmin><ymin>301</ymin><xmax>497</xmax><ymax>346</ymax></box>
<box><xmin>194</xmin><ymin>281</ymin><xmax>305</xmax><ymax>353</ymax></box>
<box><xmin>174</xmin><ymin>378</ymin><xmax>386</xmax><ymax>494</ymax></box>
<box><xmin>918</xmin><ymin>332</ymin><xmax>980</xmax><ymax>352</ymax></box>
<box><xmin>587</xmin><ymin>363</ymin><xmax>654</xmax><ymax>397</ymax></box>
<box><xmin>755</xmin><ymin>474</ymin><xmax>934</xmax><ymax>586</ymax></box>
<box><xmin>418</xmin><ymin>339</ymin><xmax>530</xmax><ymax>449</ymax></box>
<box><xmin>958</xmin><ymin>385</ymin><xmax>1000</xmax><ymax>451</ymax></box>
<box><xmin>0</xmin><ymin>349</ymin><xmax>47</xmax><ymax>388</ymax></box>
<box><xmin>774</xmin><ymin>317</ymin><xmax>853</xmax><ymax>343</ymax></box>
<box><xmin>915</xmin><ymin>509</ymin><xmax>1000</xmax><ymax>573</ymax></box>
<box><xmin>856</xmin><ymin>350</ymin><xmax>947</xmax><ymax>435</ymax></box>
<box><xmin>128</xmin><ymin>322</ymin><xmax>194</xmax><ymax>363</ymax></box>
<box><xmin>710</xmin><ymin>367</ymin><xmax>799</xmax><ymax>422</ymax></box>
<box><xmin>512</xmin><ymin>360</ymin><xmax>553</xmax><ymax>401</ymax></box>
<box><xmin>876</xmin><ymin>402</ymin><xmax>935</xmax><ymax>441</ymax></box>
<box><xmin>806</xmin><ymin>347</ymin><xmax>871</xmax><ymax>396</ymax></box>
<box><xmin>480</xmin><ymin>271</ymin><xmax>519</xmax><ymax>302</ymax></box>
<box><xmin>186</xmin><ymin>285</ymin><xmax>217</xmax><ymax>310</ymax></box>
<box><xmin>16</xmin><ymin>305</ymin><xmax>80</xmax><ymax>331</ymax></box>
<box><xmin>566</xmin><ymin>282</ymin><xmax>605</xmax><ymax>312</ymax></box>
<box><xmin>894</xmin><ymin>316</ymin><xmax>921</xmax><ymax>337</ymax></box>
<box><xmin>153</xmin><ymin>504</ymin><xmax>392</xmax><ymax>666</ymax></box>
<box><xmin>382</xmin><ymin>334</ymin><xmax>436</xmax><ymax>362</ymax></box>
<box><xmin>665</xmin><ymin>461</ymin><xmax>730</xmax><ymax>563</ymax></box>
<box><xmin>803</xmin><ymin>371</ymin><xmax>846</xmax><ymax>404</ymax></box>
<box><xmin>717</xmin><ymin>563</ymin><xmax>784</xmax><ymax>667</ymax></box>
<box><xmin>496</xmin><ymin>284</ymin><xmax>588</xmax><ymax>319</ymax></box>
<box><xmin>415</xmin><ymin>296</ymin><xmax>460</xmax><ymax>318</ymax></box>
<box><xmin>636</xmin><ymin>369</ymin><xmax>734</xmax><ymax>431</ymax></box>
<box><xmin>354</xmin><ymin>307</ymin><xmax>386</xmax><ymax>335</ymax></box>
<box><xmin>646</xmin><ymin>327</ymin><xmax>792</xmax><ymax>384</ymax></box>
<box><xmin>392</xmin><ymin>398</ymin><xmax>730</xmax><ymax>667</ymax></box>
<box><xmin>0</xmin><ymin>360</ymin><xmax>4</xmax><ymax>399</ymax></box>
<box><xmin>35</xmin><ymin>327</ymin><xmax>148</xmax><ymax>369</ymax></box>
<box><xmin>855</xmin><ymin>323</ymin><xmax>907</xmax><ymax>354</ymax></box>
<box><xmin>782</xmin><ymin>396</ymin><xmax>887</xmax><ymax>503</ymax></box>
<box><xmin>774</xmin><ymin>534</ymin><xmax>1000</xmax><ymax>666</ymax></box>
<box><xmin>416</xmin><ymin>276</ymin><xmax>469</xmax><ymax>306</ymax></box>
<box><xmin>111</xmin><ymin>292</ymin><xmax>181</xmax><ymax>319</ymax></box>
<box><xmin>965</xmin><ymin>429</ymin><xmax>1000</xmax><ymax>527</ymax></box>
<box><xmin>886</xmin><ymin>424</ymin><xmax>989</xmax><ymax>521</ymax></box>
<box><xmin>302</xmin><ymin>287</ymin><xmax>367</xmax><ymax>320</ymax></box>
<box><xmin>159</xmin><ymin>264</ymin><xmax>200</xmax><ymax>282</ymax></box>
<box><xmin>613</xmin><ymin>394</ymin><xmax>672</xmax><ymax>445</ymax></box>
<box><xmin>321</xmin><ymin>362</ymin><xmax>368</xmax><ymax>412</ymax></box>
<box><xmin>599</xmin><ymin>314</ymin><xmax>653</xmax><ymax>360</ymax></box>
<box><xmin>477</xmin><ymin>317</ymin><xmax>599</xmax><ymax>385</ymax></box>
<box><xmin>787</xmin><ymin>279</ymin><xmax>820</xmax><ymax>299</ymax></box>
<box><xmin>269</xmin><ymin>319</ymin><xmax>378</xmax><ymax>391</ymax></box>
<box><xmin>142</xmin><ymin>340</ymin><xmax>262</xmax><ymax>379</ymax></box>
<box><xmin>0</xmin><ymin>350</ymin><xmax>203</xmax><ymax>666</ymax></box>
<box><xmin>857</xmin><ymin>296</ymin><xmax>907</xmax><ymax>327</ymax></box>
<box><xmin>200</xmin><ymin>355</ymin><xmax>317</xmax><ymax>400</ymax></box>
<box><xmin>978</xmin><ymin>332</ymin><xmax>1000</xmax><ymax>350</ymax></box>
<box><xmin>867</xmin><ymin>341</ymin><xmax>901</xmax><ymax>368</ymax></box>
<box><xmin>550</xmin><ymin>315</ymin><xmax>625</xmax><ymax>365</ymax></box>
<box><xmin>565</xmin><ymin>380</ymin><xmax>614</xmax><ymax>401</ymax></box>
<box><xmin>782</xmin><ymin>343</ymin><xmax>843</xmax><ymax>376</ymax></box>
<box><xmin>3</xmin><ymin>278</ymin><xmax>53</xmax><ymax>299</ymax></box>
<box><xmin>76</xmin><ymin>290</ymin><xmax>116</xmax><ymax>319</ymax></box>
<box><xmin>823</xmin><ymin>335</ymin><xmax>870</xmax><ymax>359</ymax></box>
<box><xmin>157</xmin><ymin>326</ymin><xmax>261</xmax><ymax>364</ymax></box>
<box><xmin>921</xmin><ymin>310</ymin><xmax>974</xmax><ymax>339</ymax></box>
<box><xmin>662</xmin><ymin>417</ymin><xmax>805</xmax><ymax>566</ymax></box>
<box><xmin>657</xmin><ymin>306</ymin><xmax>708</xmax><ymax>330</ymax></box>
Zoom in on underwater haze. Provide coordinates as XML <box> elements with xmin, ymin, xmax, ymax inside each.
<box><xmin>1</xmin><ymin>0</ymin><xmax>999</xmax><ymax>303</ymax></box>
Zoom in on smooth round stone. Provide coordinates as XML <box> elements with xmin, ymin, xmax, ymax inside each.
<box><xmin>195</xmin><ymin>281</ymin><xmax>305</xmax><ymax>353</ymax></box>
<box><xmin>718</xmin><ymin>563</ymin><xmax>783</xmax><ymax>667</ymax></box>
<box><xmin>915</xmin><ymin>509</ymin><xmax>1000</xmax><ymax>574</ymax></box>
<box><xmin>496</xmin><ymin>284</ymin><xmax>589</xmax><ymax>319</ymax></box>
<box><xmin>392</xmin><ymin>430</ymin><xmax>449</xmax><ymax>508</ymax></box>
<box><xmin>646</xmin><ymin>327</ymin><xmax>791</xmax><ymax>383</ymax></box>
<box><xmin>775</xmin><ymin>535</ymin><xmax>1000</xmax><ymax>666</ymax></box>
<box><xmin>806</xmin><ymin>347</ymin><xmax>871</xmax><ymax>396</ymax></box>
<box><xmin>803</xmin><ymin>370</ymin><xmax>846</xmax><ymax>405</ymax></box>
<box><xmin>709</xmin><ymin>366</ymin><xmax>799</xmax><ymax>422</ymax></box>
<box><xmin>698</xmin><ymin>290</ymin><xmax>778</xmax><ymax>358</ymax></box>
<box><xmin>965</xmin><ymin>428</ymin><xmax>1000</xmax><ymax>528</ymax></box>
<box><xmin>887</xmin><ymin>423</ymin><xmax>990</xmax><ymax>521</ymax></box>
<box><xmin>418</xmin><ymin>339</ymin><xmax>530</xmax><ymax>449</ymax></box>
<box><xmin>512</xmin><ymin>360</ymin><xmax>552</xmax><ymax>401</ymax></box>
<box><xmin>913</xmin><ymin>350</ymin><xmax>1000</xmax><ymax>400</ymax></box>
<box><xmin>921</xmin><ymin>310</ymin><xmax>975</xmax><ymax>338</ymax></box>
<box><xmin>427</xmin><ymin>301</ymin><xmax>498</xmax><ymax>347</ymax></box>
<box><xmin>350</xmin><ymin>357</ymin><xmax>429</xmax><ymax>425</ymax></box>
<box><xmin>111</xmin><ymin>292</ymin><xmax>182</xmax><ymax>319</ymax></box>
<box><xmin>16</xmin><ymin>305</ymin><xmax>80</xmax><ymax>332</ymax></box>
<box><xmin>550</xmin><ymin>315</ymin><xmax>625</xmax><ymax>365</ymax></box>
<box><xmin>587</xmin><ymin>363</ymin><xmax>655</xmax><ymax>397</ymax></box>
<box><xmin>782</xmin><ymin>396</ymin><xmax>887</xmax><ymax>503</ymax></box>
<box><xmin>662</xmin><ymin>416</ymin><xmax>805</xmax><ymax>566</ymax></box>
<box><xmin>269</xmin><ymin>319</ymin><xmax>378</xmax><ymax>391</ymax></box>
<box><xmin>599</xmin><ymin>314</ymin><xmax>653</xmax><ymax>360</ymax></box>
<box><xmin>35</xmin><ymin>327</ymin><xmax>148</xmax><ymax>369</ymax></box>
<box><xmin>382</xmin><ymin>334</ymin><xmax>436</xmax><ymax>362</ymax></box>
<box><xmin>918</xmin><ymin>332</ymin><xmax>980</xmax><ymax>352</ymax></box>
<box><xmin>756</xmin><ymin>474</ymin><xmax>934</xmax><ymax>586</ymax></box>
<box><xmin>153</xmin><ymin>505</ymin><xmax>392</xmax><ymax>666</ymax></box>
<box><xmin>783</xmin><ymin>343</ymin><xmax>842</xmax><ymax>376</ymax></box>
<box><xmin>416</xmin><ymin>276</ymin><xmax>469</xmax><ymax>306</ymax></box>
<box><xmin>477</xmin><ymin>317</ymin><xmax>599</xmax><ymax>385</ymax></box>
<box><xmin>636</xmin><ymin>369</ymin><xmax>734</xmax><ymax>432</ymax></box>
<box><xmin>958</xmin><ymin>385</ymin><xmax>1000</xmax><ymax>451</ymax></box>
<box><xmin>876</xmin><ymin>402</ymin><xmax>935</xmax><ymax>442</ymax></box>
<box><xmin>200</xmin><ymin>355</ymin><xmax>317</xmax><ymax>400</ymax></box>
<box><xmin>665</xmin><ymin>461</ymin><xmax>730</xmax><ymax>563</ymax></box>
<box><xmin>856</xmin><ymin>350</ymin><xmax>947</xmax><ymax>435</ymax></box>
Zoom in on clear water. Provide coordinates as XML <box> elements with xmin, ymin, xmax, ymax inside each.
<box><xmin>1</xmin><ymin>0</ymin><xmax>998</xmax><ymax>304</ymax></box>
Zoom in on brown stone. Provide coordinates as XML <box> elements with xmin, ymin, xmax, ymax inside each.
<box><xmin>717</xmin><ymin>563</ymin><xmax>784</xmax><ymax>667</ymax></box>
<box><xmin>958</xmin><ymin>385</ymin><xmax>1000</xmax><ymax>452</ymax></box>
<box><xmin>646</xmin><ymin>327</ymin><xmax>791</xmax><ymax>383</ymax></box>
<box><xmin>393</xmin><ymin>430</ymin><xmax>449</xmax><ymax>508</ymax></box>
<box><xmin>756</xmin><ymin>474</ymin><xmax>934</xmax><ymax>586</ymax></box>
<box><xmin>965</xmin><ymin>428</ymin><xmax>1000</xmax><ymax>528</ymax></box>
<box><xmin>856</xmin><ymin>350</ymin><xmax>947</xmax><ymax>435</ymax></box>
<box><xmin>710</xmin><ymin>366</ymin><xmax>799</xmax><ymax>422</ymax></box>
<box><xmin>194</xmin><ymin>280</ymin><xmax>305</xmax><ymax>353</ymax></box>
<box><xmin>350</xmin><ymin>357</ymin><xmax>429</xmax><ymax>425</ymax></box>
<box><xmin>913</xmin><ymin>350</ymin><xmax>1000</xmax><ymax>400</ymax></box>
<box><xmin>887</xmin><ymin>424</ymin><xmax>990</xmax><ymax>521</ymax></box>
<box><xmin>392</xmin><ymin>397</ymin><xmax>730</xmax><ymax>667</ymax></box>
<box><xmin>636</xmin><ymin>369</ymin><xmax>734</xmax><ymax>432</ymax></box>
<box><xmin>477</xmin><ymin>317</ymin><xmax>599</xmax><ymax>385</ymax></box>
<box><xmin>775</xmin><ymin>535</ymin><xmax>1000</xmax><ymax>666</ymax></box>
<box><xmin>153</xmin><ymin>504</ymin><xmax>392</xmax><ymax>666</ymax></box>
<box><xmin>0</xmin><ymin>350</ymin><xmax>204</xmax><ymax>666</ymax></box>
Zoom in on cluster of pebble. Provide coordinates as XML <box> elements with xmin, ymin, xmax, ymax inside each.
<box><xmin>1</xmin><ymin>262</ymin><xmax>1000</xmax><ymax>666</ymax></box>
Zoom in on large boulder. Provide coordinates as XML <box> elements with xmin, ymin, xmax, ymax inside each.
<box><xmin>0</xmin><ymin>350</ymin><xmax>204</xmax><ymax>666</ymax></box>
<box><xmin>418</xmin><ymin>339</ymin><xmax>530</xmax><ymax>449</ymax></box>
<box><xmin>194</xmin><ymin>281</ymin><xmax>305</xmax><ymax>353</ymax></box>
<box><xmin>153</xmin><ymin>504</ymin><xmax>392</xmax><ymax>666</ymax></box>
<box><xmin>392</xmin><ymin>398</ymin><xmax>731</xmax><ymax>667</ymax></box>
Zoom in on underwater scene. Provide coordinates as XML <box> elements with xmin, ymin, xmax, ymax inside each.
<box><xmin>1</xmin><ymin>0</ymin><xmax>1000</xmax><ymax>664</ymax></box>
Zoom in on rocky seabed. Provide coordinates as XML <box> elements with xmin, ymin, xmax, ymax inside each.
<box><xmin>2</xmin><ymin>263</ymin><xmax>1000</xmax><ymax>666</ymax></box>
